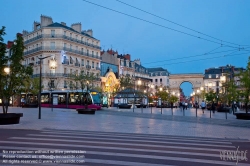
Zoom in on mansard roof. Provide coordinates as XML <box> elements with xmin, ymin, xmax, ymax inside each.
<box><xmin>46</xmin><ymin>22</ymin><xmax>96</xmax><ymax>39</ymax></box>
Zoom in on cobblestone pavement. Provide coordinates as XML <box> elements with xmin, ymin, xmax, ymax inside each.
<box><xmin>0</xmin><ymin>107</ymin><xmax>250</xmax><ymax>140</ymax></box>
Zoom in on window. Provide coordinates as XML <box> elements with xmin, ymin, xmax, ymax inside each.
<box><xmin>64</xmin><ymin>31</ymin><xmax>66</xmax><ymax>36</ymax></box>
<box><xmin>160</xmin><ymin>78</ymin><xmax>162</xmax><ymax>82</ymax></box>
<box><xmin>96</xmin><ymin>62</ymin><xmax>99</xmax><ymax>68</ymax></box>
<box><xmin>70</xmin><ymin>69</ymin><xmax>72</xmax><ymax>74</ymax></box>
<box><xmin>209</xmin><ymin>74</ymin><xmax>212</xmax><ymax>78</ymax></box>
<box><xmin>87</xmin><ymin>50</ymin><xmax>89</xmax><ymax>55</ymax></box>
<box><xmin>70</xmin><ymin>33</ymin><xmax>72</xmax><ymax>38</ymax></box>
<box><xmin>81</xmin><ymin>48</ymin><xmax>83</xmax><ymax>53</ymax></box>
<box><xmin>70</xmin><ymin>44</ymin><xmax>72</xmax><ymax>51</ymax></box>
<box><xmin>64</xmin><ymin>80</ymin><xmax>67</xmax><ymax>87</ymax></box>
<box><xmin>70</xmin><ymin>57</ymin><xmax>73</xmax><ymax>64</ymax></box>
<box><xmin>81</xmin><ymin>59</ymin><xmax>84</xmax><ymax>66</ymax></box>
<box><xmin>87</xmin><ymin>60</ymin><xmax>89</xmax><ymax>65</ymax></box>
<box><xmin>216</xmin><ymin>74</ymin><xmax>219</xmax><ymax>78</ymax></box>
<box><xmin>155</xmin><ymin>79</ymin><xmax>158</xmax><ymax>82</ymax></box>
<box><xmin>92</xmin><ymin>61</ymin><xmax>94</xmax><ymax>68</ymax></box>
<box><xmin>64</xmin><ymin>43</ymin><xmax>67</xmax><ymax>49</ymax></box>
<box><xmin>51</xmin><ymin>30</ymin><xmax>55</xmax><ymax>37</ymax></box>
<box><xmin>64</xmin><ymin>68</ymin><xmax>67</xmax><ymax>74</ymax></box>
<box><xmin>92</xmin><ymin>51</ymin><xmax>94</xmax><ymax>56</ymax></box>
<box><xmin>76</xmin><ymin>46</ymin><xmax>78</xmax><ymax>51</ymax></box>
<box><xmin>50</xmin><ymin>42</ymin><xmax>55</xmax><ymax>50</ymax></box>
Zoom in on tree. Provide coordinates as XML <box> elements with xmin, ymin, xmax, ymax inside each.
<box><xmin>119</xmin><ymin>75</ymin><xmax>133</xmax><ymax>90</ymax></box>
<box><xmin>205</xmin><ymin>90</ymin><xmax>216</xmax><ymax>103</ymax></box>
<box><xmin>0</xmin><ymin>27</ymin><xmax>33</xmax><ymax>114</ymax></box>
<box><xmin>22</xmin><ymin>77</ymin><xmax>40</xmax><ymax>104</ymax></box>
<box><xmin>169</xmin><ymin>95</ymin><xmax>179</xmax><ymax>104</ymax></box>
<box><xmin>237</xmin><ymin>57</ymin><xmax>250</xmax><ymax>113</ymax></box>
<box><xmin>155</xmin><ymin>91</ymin><xmax>169</xmax><ymax>103</ymax></box>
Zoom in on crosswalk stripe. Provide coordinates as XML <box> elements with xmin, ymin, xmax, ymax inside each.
<box><xmin>9</xmin><ymin>136</ymin><xmax>236</xmax><ymax>150</ymax></box>
<box><xmin>24</xmin><ymin>134</ymin><xmax>235</xmax><ymax>149</ymax></box>
<box><xmin>1</xmin><ymin>129</ymin><xmax>248</xmax><ymax>166</ymax></box>
<box><xmin>40</xmin><ymin>131</ymin><xmax>234</xmax><ymax>145</ymax></box>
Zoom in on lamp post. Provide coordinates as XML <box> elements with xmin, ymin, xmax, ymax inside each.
<box><xmin>220</xmin><ymin>75</ymin><xmax>227</xmax><ymax>119</ymax></box>
<box><xmin>4</xmin><ymin>67</ymin><xmax>10</xmax><ymax>108</ymax></box>
<box><xmin>38</xmin><ymin>56</ymin><xmax>52</xmax><ymax>119</ymax></box>
<box><xmin>48</xmin><ymin>57</ymin><xmax>57</xmax><ymax>112</ymax></box>
<box><xmin>150</xmin><ymin>84</ymin><xmax>154</xmax><ymax>114</ymax></box>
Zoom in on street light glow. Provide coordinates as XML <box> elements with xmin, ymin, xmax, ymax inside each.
<box><xmin>137</xmin><ymin>79</ymin><xmax>141</xmax><ymax>85</ymax></box>
<box><xmin>4</xmin><ymin>67</ymin><xmax>10</xmax><ymax>74</ymax></box>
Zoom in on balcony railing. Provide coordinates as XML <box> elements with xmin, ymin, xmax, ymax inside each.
<box><xmin>96</xmin><ymin>67</ymin><xmax>101</xmax><ymax>70</ymax></box>
<box><xmin>75</xmin><ymin>63</ymin><xmax>80</xmax><ymax>67</ymax></box>
<box><xmin>32</xmin><ymin>73</ymin><xmax>72</xmax><ymax>78</ymax></box>
<box><xmin>24</xmin><ymin>34</ymin><xmax>101</xmax><ymax>50</ymax></box>
<box><xmin>62</xmin><ymin>59</ymin><xmax>69</xmax><ymax>65</ymax></box>
<box><xmin>86</xmin><ymin>65</ymin><xmax>91</xmax><ymax>70</ymax></box>
<box><xmin>24</xmin><ymin>46</ymin><xmax>101</xmax><ymax>60</ymax></box>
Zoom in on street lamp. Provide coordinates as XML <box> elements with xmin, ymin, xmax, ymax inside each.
<box><xmin>159</xmin><ymin>87</ymin><xmax>163</xmax><ymax>91</ymax></box>
<box><xmin>133</xmin><ymin>78</ymin><xmax>141</xmax><ymax>112</ymax></box>
<box><xmin>48</xmin><ymin>57</ymin><xmax>57</xmax><ymax>112</ymax></box>
<box><xmin>197</xmin><ymin>89</ymin><xmax>200</xmax><ymax>103</ymax></box>
<box><xmin>38</xmin><ymin>55</ymin><xmax>52</xmax><ymax>119</ymax></box>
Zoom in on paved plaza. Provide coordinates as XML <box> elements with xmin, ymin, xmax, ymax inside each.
<box><xmin>0</xmin><ymin>107</ymin><xmax>250</xmax><ymax>165</ymax></box>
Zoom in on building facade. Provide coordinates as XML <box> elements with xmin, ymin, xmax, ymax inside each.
<box><xmin>22</xmin><ymin>15</ymin><xmax>101</xmax><ymax>91</ymax></box>
<box><xmin>204</xmin><ymin>64</ymin><xmax>245</xmax><ymax>93</ymax></box>
<box><xmin>147</xmin><ymin>67</ymin><xmax>170</xmax><ymax>88</ymax></box>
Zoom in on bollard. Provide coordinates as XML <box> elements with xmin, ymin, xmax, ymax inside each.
<box><xmin>151</xmin><ymin>106</ymin><xmax>152</xmax><ymax>114</ymax></box>
<box><xmin>141</xmin><ymin>105</ymin><xmax>143</xmax><ymax>113</ymax></box>
<box><xmin>225</xmin><ymin>111</ymin><xmax>227</xmax><ymax>119</ymax></box>
<box><xmin>183</xmin><ymin>108</ymin><xmax>185</xmax><ymax>116</ymax></box>
<box><xmin>210</xmin><ymin>109</ymin><xmax>211</xmax><ymax>118</ymax></box>
<box><xmin>172</xmin><ymin>107</ymin><xmax>173</xmax><ymax>116</ymax></box>
<box><xmin>161</xmin><ymin>106</ymin><xmax>162</xmax><ymax>114</ymax></box>
<box><xmin>196</xmin><ymin>107</ymin><xmax>197</xmax><ymax>117</ymax></box>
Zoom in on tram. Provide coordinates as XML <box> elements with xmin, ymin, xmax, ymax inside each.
<box><xmin>40</xmin><ymin>90</ymin><xmax>102</xmax><ymax>110</ymax></box>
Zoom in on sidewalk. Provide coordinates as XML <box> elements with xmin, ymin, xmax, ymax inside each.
<box><xmin>0</xmin><ymin>107</ymin><xmax>250</xmax><ymax>139</ymax></box>
<box><xmin>103</xmin><ymin>107</ymin><xmax>250</xmax><ymax>128</ymax></box>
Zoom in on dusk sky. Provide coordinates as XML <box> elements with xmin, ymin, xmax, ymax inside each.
<box><xmin>1</xmin><ymin>0</ymin><xmax>250</xmax><ymax>95</ymax></box>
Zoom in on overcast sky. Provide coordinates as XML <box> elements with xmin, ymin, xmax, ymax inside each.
<box><xmin>1</xmin><ymin>0</ymin><xmax>250</xmax><ymax>95</ymax></box>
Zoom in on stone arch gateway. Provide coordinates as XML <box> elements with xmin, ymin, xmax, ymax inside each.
<box><xmin>169</xmin><ymin>73</ymin><xmax>204</xmax><ymax>95</ymax></box>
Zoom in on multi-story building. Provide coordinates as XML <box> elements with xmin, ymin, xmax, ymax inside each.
<box><xmin>147</xmin><ymin>67</ymin><xmax>170</xmax><ymax>88</ymax></box>
<box><xmin>204</xmin><ymin>64</ymin><xmax>245</xmax><ymax>93</ymax></box>
<box><xmin>22</xmin><ymin>15</ymin><xmax>101</xmax><ymax>91</ymax></box>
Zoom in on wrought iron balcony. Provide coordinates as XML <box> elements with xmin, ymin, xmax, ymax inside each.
<box><xmin>96</xmin><ymin>67</ymin><xmax>101</xmax><ymax>70</ymax></box>
<box><xmin>24</xmin><ymin>34</ymin><xmax>101</xmax><ymax>50</ymax></box>
<box><xmin>24</xmin><ymin>46</ymin><xmax>101</xmax><ymax>60</ymax></box>
<box><xmin>75</xmin><ymin>63</ymin><xmax>80</xmax><ymax>67</ymax></box>
<box><xmin>86</xmin><ymin>65</ymin><xmax>91</xmax><ymax>70</ymax></box>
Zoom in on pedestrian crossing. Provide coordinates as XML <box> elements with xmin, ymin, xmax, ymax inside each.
<box><xmin>0</xmin><ymin>129</ymin><xmax>249</xmax><ymax>166</ymax></box>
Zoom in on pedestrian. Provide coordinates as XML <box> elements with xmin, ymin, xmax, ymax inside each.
<box><xmin>211</xmin><ymin>101</ymin><xmax>215</xmax><ymax>113</ymax></box>
<box><xmin>195</xmin><ymin>101</ymin><xmax>198</xmax><ymax>109</ymax></box>
<box><xmin>185</xmin><ymin>102</ymin><xmax>188</xmax><ymax>110</ymax></box>
<box><xmin>200</xmin><ymin>100</ymin><xmax>206</xmax><ymax>114</ymax></box>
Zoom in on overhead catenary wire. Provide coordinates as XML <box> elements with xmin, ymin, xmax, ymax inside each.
<box><xmin>82</xmin><ymin>0</ymin><xmax>242</xmax><ymax>49</ymax></box>
<box><xmin>147</xmin><ymin>51</ymin><xmax>250</xmax><ymax>67</ymax></box>
<box><xmin>144</xmin><ymin>46</ymin><xmax>224</xmax><ymax>65</ymax></box>
<box><xmin>116</xmin><ymin>0</ymin><xmax>249</xmax><ymax>47</ymax></box>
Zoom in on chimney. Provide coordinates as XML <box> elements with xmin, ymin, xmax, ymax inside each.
<box><xmin>22</xmin><ymin>30</ymin><xmax>29</xmax><ymax>36</ymax></box>
<box><xmin>33</xmin><ymin>21</ymin><xmax>41</xmax><ymax>31</ymax></box>
<box><xmin>71</xmin><ymin>23</ymin><xmax>81</xmax><ymax>33</ymax></box>
<box><xmin>40</xmin><ymin>15</ymin><xmax>53</xmax><ymax>27</ymax></box>
<box><xmin>86</xmin><ymin>29</ymin><xmax>93</xmax><ymax>36</ymax></box>
<box><xmin>61</xmin><ymin>22</ymin><xmax>66</xmax><ymax>26</ymax></box>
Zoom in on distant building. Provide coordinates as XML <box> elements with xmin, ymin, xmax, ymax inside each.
<box><xmin>204</xmin><ymin>64</ymin><xmax>245</xmax><ymax>93</ymax></box>
<box><xmin>147</xmin><ymin>67</ymin><xmax>170</xmax><ymax>87</ymax></box>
